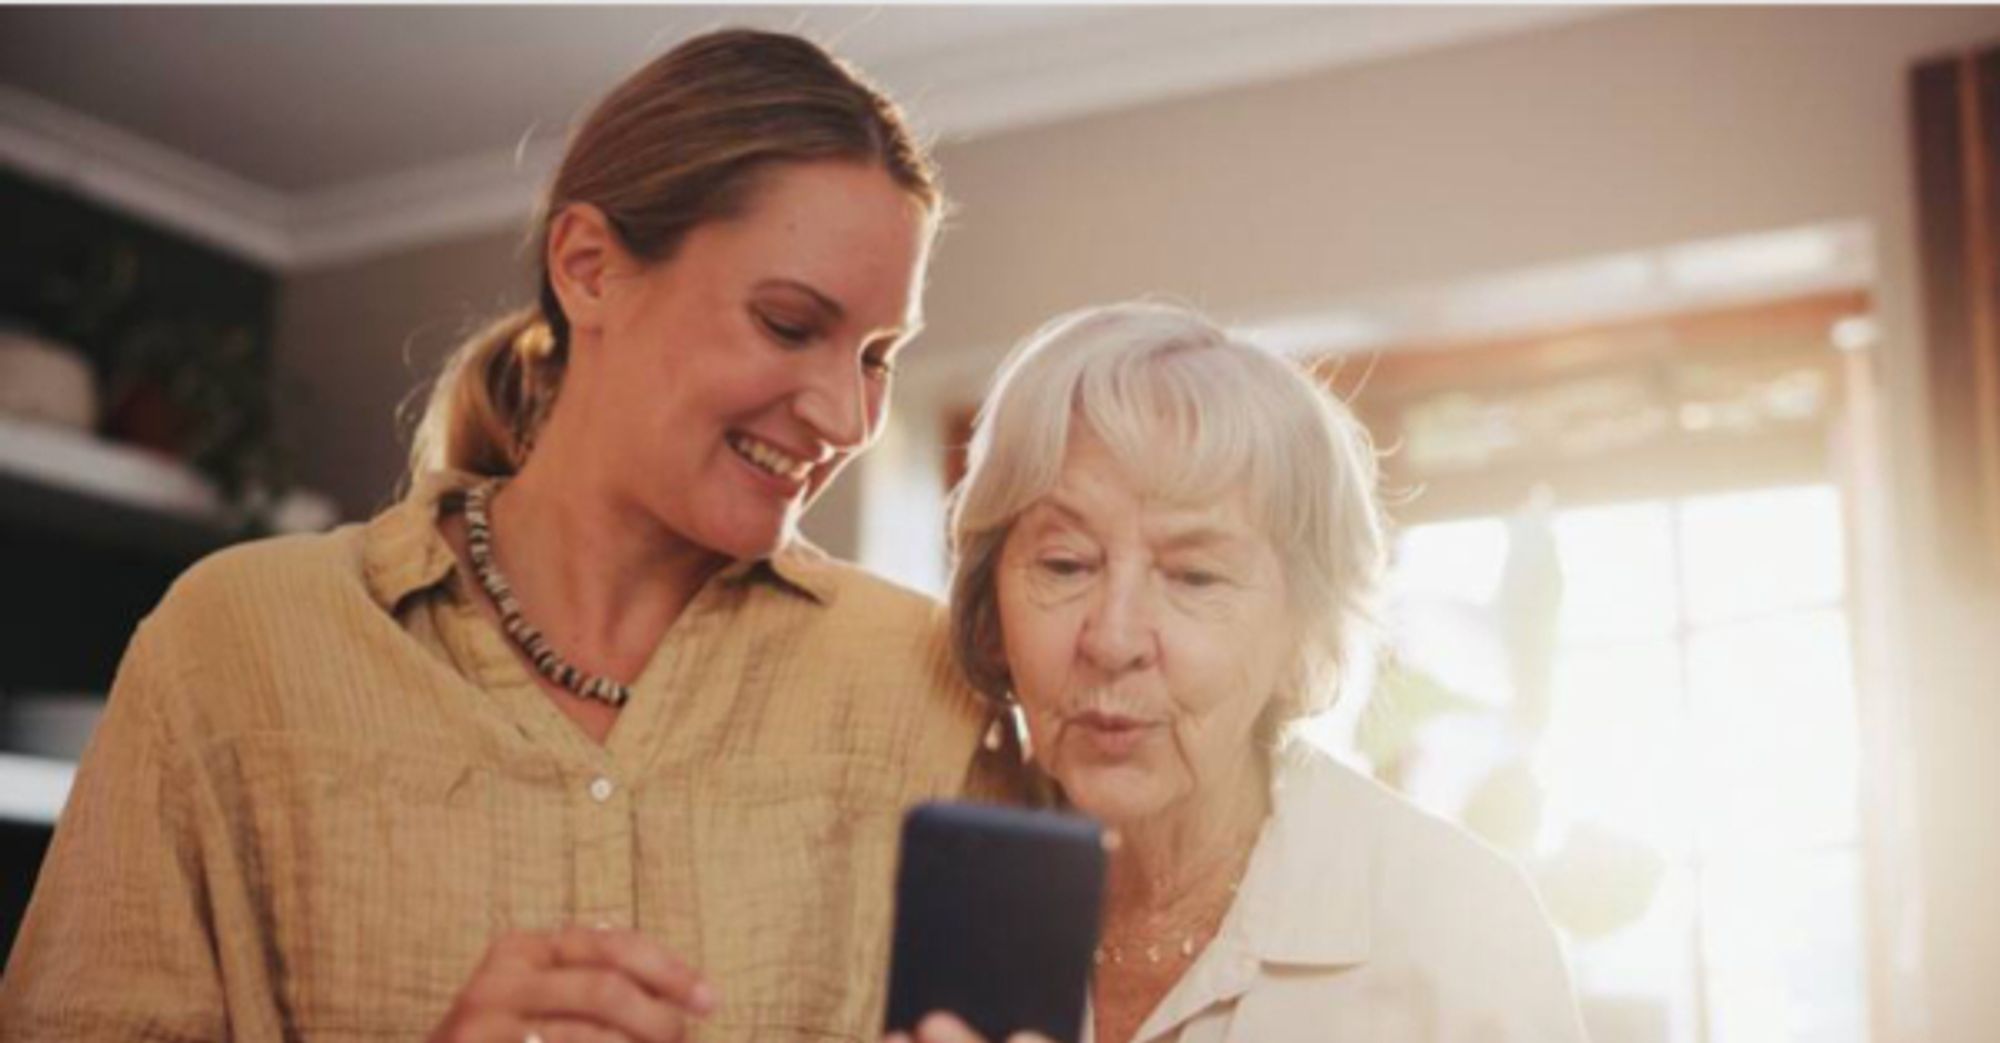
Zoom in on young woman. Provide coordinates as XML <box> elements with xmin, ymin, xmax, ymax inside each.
<box><xmin>2</xmin><ymin>29</ymin><xmax>999</xmax><ymax>1043</ymax></box>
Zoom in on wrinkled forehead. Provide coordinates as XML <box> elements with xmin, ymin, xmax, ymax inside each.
<box><xmin>1043</xmin><ymin>411</ymin><xmax>1280</xmax><ymax>544</ymax></box>
<box><xmin>1022</xmin><ymin>469</ymin><xmax>1232</xmax><ymax>544</ymax></box>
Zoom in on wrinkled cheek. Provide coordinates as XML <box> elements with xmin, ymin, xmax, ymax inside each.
<box><xmin>1223</xmin><ymin>654</ymin><xmax>1288</xmax><ymax>720</ymax></box>
<box><xmin>1020</xmin><ymin>708</ymin><xmax>1064</xmax><ymax>770</ymax></box>
<box><xmin>1167</xmin><ymin>706</ymin><xmax>1259</xmax><ymax>783</ymax></box>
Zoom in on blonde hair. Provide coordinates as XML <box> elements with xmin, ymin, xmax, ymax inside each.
<box><xmin>947</xmin><ymin>302</ymin><xmax>1386</xmax><ymax>740</ymax></box>
<box><xmin>408</xmin><ymin>28</ymin><xmax>941</xmax><ymax>480</ymax></box>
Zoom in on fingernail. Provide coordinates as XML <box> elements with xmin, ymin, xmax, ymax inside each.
<box><xmin>690</xmin><ymin>982</ymin><xmax>718</xmax><ymax>1014</ymax></box>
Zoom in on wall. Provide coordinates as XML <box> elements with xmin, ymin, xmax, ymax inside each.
<box><xmin>277</xmin><ymin>224</ymin><xmax>529</xmax><ymax>518</ymax></box>
<box><xmin>275</xmin><ymin>7</ymin><xmax>2000</xmax><ymax>1039</ymax></box>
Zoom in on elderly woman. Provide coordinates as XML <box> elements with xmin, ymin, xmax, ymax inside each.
<box><xmin>932</xmin><ymin>303</ymin><xmax>1586</xmax><ymax>1043</ymax></box>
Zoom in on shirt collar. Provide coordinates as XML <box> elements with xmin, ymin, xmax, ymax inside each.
<box><xmin>1126</xmin><ymin>743</ymin><xmax>1375</xmax><ymax>1041</ymax></box>
<box><xmin>713</xmin><ymin>538</ymin><xmax>838</xmax><ymax>605</ymax></box>
<box><xmin>361</xmin><ymin>469</ymin><xmax>835</xmax><ymax>612</ymax></box>
<box><xmin>1229</xmin><ymin>741</ymin><xmax>1375</xmax><ymax>967</ymax></box>
<box><xmin>361</xmin><ymin>469</ymin><xmax>467</xmax><ymax>612</ymax></box>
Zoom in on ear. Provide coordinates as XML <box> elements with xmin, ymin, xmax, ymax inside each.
<box><xmin>545</xmin><ymin>203</ymin><xmax>628</xmax><ymax>338</ymax></box>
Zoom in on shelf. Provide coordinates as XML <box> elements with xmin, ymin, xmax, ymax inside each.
<box><xmin>0</xmin><ymin>413</ymin><xmax>237</xmax><ymax>557</ymax></box>
<box><xmin>0</xmin><ymin>752</ymin><xmax>73</xmax><ymax>826</ymax></box>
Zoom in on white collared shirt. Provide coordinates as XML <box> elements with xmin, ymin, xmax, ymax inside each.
<box><xmin>1090</xmin><ymin>744</ymin><xmax>1588</xmax><ymax>1043</ymax></box>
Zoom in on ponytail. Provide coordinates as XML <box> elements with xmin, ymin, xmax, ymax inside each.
<box><xmin>407</xmin><ymin>304</ymin><xmax>562</xmax><ymax>482</ymax></box>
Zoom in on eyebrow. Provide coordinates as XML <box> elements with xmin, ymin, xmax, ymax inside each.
<box><xmin>1032</xmin><ymin>495</ymin><xmax>1246</xmax><ymax>553</ymax></box>
<box><xmin>755</xmin><ymin>277</ymin><xmax>923</xmax><ymax>340</ymax></box>
<box><xmin>1030</xmin><ymin>496</ymin><xmax>1090</xmax><ymax>530</ymax></box>
<box><xmin>1154</xmin><ymin>527</ymin><xmax>1248</xmax><ymax>555</ymax></box>
<box><xmin>757</xmin><ymin>278</ymin><xmax>844</xmax><ymax>318</ymax></box>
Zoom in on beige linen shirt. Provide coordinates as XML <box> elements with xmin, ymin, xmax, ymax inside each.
<box><xmin>1102</xmin><ymin>744</ymin><xmax>1587</xmax><ymax>1043</ymax></box>
<box><xmin>1</xmin><ymin>471</ymin><xmax>992</xmax><ymax>1042</ymax></box>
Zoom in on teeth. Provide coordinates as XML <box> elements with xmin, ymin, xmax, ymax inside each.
<box><xmin>730</xmin><ymin>434</ymin><xmax>811</xmax><ymax>481</ymax></box>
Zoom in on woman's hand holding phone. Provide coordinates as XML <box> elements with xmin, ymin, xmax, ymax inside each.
<box><xmin>428</xmin><ymin>925</ymin><xmax>717</xmax><ymax>1043</ymax></box>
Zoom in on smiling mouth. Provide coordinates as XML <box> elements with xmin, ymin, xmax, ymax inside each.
<box><xmin>726</xmin><ymin>432</ymin><xmax>813</xmax><ymax>483</ymax></box>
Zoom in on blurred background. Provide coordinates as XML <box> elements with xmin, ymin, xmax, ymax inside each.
<box><xmin>3</xmin><ymin>5</ymin><xmax>1998</xmax><ymax>1042</ymax></box>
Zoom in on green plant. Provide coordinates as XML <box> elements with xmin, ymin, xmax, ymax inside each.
<box><xmin>27</xmin><ymin>236</ymin><xmax>293</xmax><ymax>509</ymax></box>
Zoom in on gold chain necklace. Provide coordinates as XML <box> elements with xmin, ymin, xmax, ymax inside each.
<box><xmin>1093</xmin><ymin>907</ymin><xmax>1228</xmax><ymax>966</ymax></box>
<box><xmin>1094</xmin><ymin>838</ymin><xmax>1253</xmax><ymax>968</ymax></box>
<box><xmin>463</xmin><ymin>480</ymin><xmax>632</xmax><ymax>707</ymax></box>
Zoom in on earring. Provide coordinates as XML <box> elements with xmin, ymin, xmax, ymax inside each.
<box><xmin>1008</xmin><ymin>699</ymin><xmax>1033</xmax><ymax>762</ymax></box>
<box><xmin>983</xmin><ymin>695</ymin><xmax>1033</xmax><ymax>762</ymax></box>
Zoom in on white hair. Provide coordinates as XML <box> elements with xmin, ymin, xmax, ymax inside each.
<box><xmin>947</xmin><ymin>301</ymin><xmax>1386</xmax><ymax>739</ymax></box>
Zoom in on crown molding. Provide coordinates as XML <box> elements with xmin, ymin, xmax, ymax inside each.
<box><xmin>285</xmin><ymin>137</ymin><xmax>562</xmax><ymax>269</ymax></box>
<box><xmin>0</xmin><ymin>86</ymin><xmax>564</xmax><ymax>272</ymax></box>
<box><xmin>900</xmin><ymin>5</ymin><xmax>1597</xmax><ymax>145</ymax></box>
<box><xmin>0</xmin><ymin>86</ymin><xmax>293</xmax><ymax>267</ymax></box>
<box><xmin>0</xmin><ymin>7</ymin><xmax>1604</xmax><ymax>274</ymax></box>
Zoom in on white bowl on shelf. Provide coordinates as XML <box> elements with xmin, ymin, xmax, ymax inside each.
<box><xmin>0</xmin><ymin>328</ymin><xmax>97</xmax><ymax>433</ymax></box>
<box><xmin>0</xmin><ymin>752</ymin><xmax>76</xmax><ymax>825</ymax></box>
<box><xmin>0</xmin><ymin>693</ymin><xmax>98</xmax><ymax>824</ymax></box>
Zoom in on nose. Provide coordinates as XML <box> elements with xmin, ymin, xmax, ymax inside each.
<box><xmin>791</xmin><ymin>348</ymin><xmax>878</xmax><ymax>452</ymax></box>
<box><xmin>1078</xmin><ymin>565</ymin><xmax>1158</xmax><ymax>677</ymax></box>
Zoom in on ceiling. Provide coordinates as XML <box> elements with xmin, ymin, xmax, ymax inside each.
<box><xmin>0</xmin><ymin>5</ymin><xmax>1605</xmax><ymax>268</ymax></box>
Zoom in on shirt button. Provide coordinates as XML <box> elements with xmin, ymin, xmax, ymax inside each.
<box><xmin>588</xmin><ymin>776</ymin><xmax>615</xmax><ymax>803</ymax></box>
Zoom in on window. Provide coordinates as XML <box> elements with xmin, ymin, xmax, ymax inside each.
<box><xmin>1379</xmin><ymin>487</ymin><xmax>1864</xmax><ymax>1043</ymax></box>
<box><xmin>1323</xmin><ymin>291</ymin><xmax>1876</xmax><ymax>1043</ymax></box>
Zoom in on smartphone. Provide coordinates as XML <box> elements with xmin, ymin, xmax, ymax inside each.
<box><xmin>883</xmin><ymin>801</ymin><xmax>1106</xmax><ymax>1043</ymax></box>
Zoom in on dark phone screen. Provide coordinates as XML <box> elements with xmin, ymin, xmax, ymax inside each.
<box><xmin>884</xmin><ymin>802</ymin><xmax>1106</xmax><ymax>1043</ymax></box>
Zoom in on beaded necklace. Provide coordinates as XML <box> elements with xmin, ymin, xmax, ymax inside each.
<box><xmin>463</xmin><ymin>480</ymin><xmax>632</xmax><ymax>707</ymax></box>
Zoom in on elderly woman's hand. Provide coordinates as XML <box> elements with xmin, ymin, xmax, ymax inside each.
<box><xmin>427</xmin><ymin>926</ymin><xmax>717</xmax><ymax>1043</ymax></box>
<box><xmin>884</xmin><ymin>1012</ymin><xmax>1059</xmax><ymax>1043</ymax></box>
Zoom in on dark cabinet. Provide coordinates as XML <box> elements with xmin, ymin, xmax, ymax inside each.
<box><xmin>2</xmin><ymin>165</ymin><xmax>278</xmax><ymax>959</ymax></box>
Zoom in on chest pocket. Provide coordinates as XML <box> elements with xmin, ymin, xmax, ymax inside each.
<box><xmin>687</xmin><ymin>754</ymin><xmax>909</xmax><ymax>1039</ymax></box>
<box><xmin>230</xmin><ymin>737</ymin><xmax>495</xmax><ymax>1035</ymax></box>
